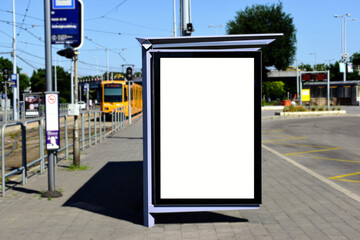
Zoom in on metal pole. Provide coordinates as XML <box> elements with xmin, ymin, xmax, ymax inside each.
<box><xmin>327</xmin><ymin>70</ymin><xmax>330</xmax><ymax>109</ymax></box>
<box><xmin>4</xmin><ymin>81</ymin><xmax>7</xmax><ymax>123</ymax></box>
<box><xmin>300</xmin><ymin>72</ymin><xmax>303</xmax><ymax>106</ymax></box>
<box><xmin>12</xmin><ymin>0</ymin><xmax>18</xmax><ymax>121</ymax></box>
<box><xmin>54</xmin><ymin>56</ymin><xmax>58</xmax><ymax>92</ymax></box>
<box><xmin>86</xmin><ymin>83</ymin><xmax>89</xmax><ymax>111</ymax></box>
<box><xmin>173</xmin><ymin>0</ymin><xmax>176</xmax><ymax>37</ymax></box>
<box><xmin>71</xmin><ymin>59</ymin><xmax>74</xmax><ymax>103</ymax></box>
<box><xmin>128</xmin><ymin>81</ymin><xmax>131</xmax><ymax>124</ymax></box>
<box><xmin>73</xmin><ymin>52</ymin><xmax>80</xmax><ymax>167</ymax></box>
<box><xmin>106</xmin><ymin>48</ymin><xmax>109</xmax><ymax>80</ymax></box>
<box><xmin>296</xmin><ymin>60</ymin><xmax>299</xmax><ymax>100</ymax></box>
<box><xmin>343</xmin><ymin>17</ymin><xmax>346</xmax><ymax>82</ymax></box>
<box><xmin>42</xmin><ymin>0</ymin><xmax>61</xmax><ymax>198</ymax></box>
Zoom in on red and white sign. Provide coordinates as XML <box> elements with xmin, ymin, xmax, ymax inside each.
<box><xmin>47</xmin><ymin>94</ymin><xmax>57</xmax><ymax>104</ymax></box>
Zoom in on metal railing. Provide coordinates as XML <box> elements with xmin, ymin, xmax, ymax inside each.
<box><xmin>0</xmin><ymin>109</ymin><xmax>127</xmax><ymax>196</ymax></box>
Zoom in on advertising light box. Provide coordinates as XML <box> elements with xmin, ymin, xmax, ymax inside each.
<box><xmin>151</xmin><ymin>51</ymin><xmax>262</xmax><ymax>205</ymax></box>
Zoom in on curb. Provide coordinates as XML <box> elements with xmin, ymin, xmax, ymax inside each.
<box><xmin>261</xmin><ymin>106</ymin><xmax>284</xmax><ymax>111</ymax></box>
<box><xmin>275</xmin><ymin>110</ymin><xmax>346</xmax><ymax>116</ymax></box>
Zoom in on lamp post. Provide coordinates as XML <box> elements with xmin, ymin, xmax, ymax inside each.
<box><xmin>344</xmin><ymin>18</ymin><xmax>356</xmax><ymax>60</ymax></box>
<box><xmin>208</xmin><ymin>24</ymin><xmax>223</xmax><ymax>35</ymax></box>
<box><xmin>334</xmin><ymin>13</ymin><xmax>352</xmax><ymax>81</ymax></box>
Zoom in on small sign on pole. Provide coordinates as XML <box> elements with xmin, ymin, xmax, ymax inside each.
<box><xmin>51</xmin><ymin>0</ymin><xmax>83</xmax><ymax>48</ymax></box>
<box><xmin>10</xmin><ymin>74</ymin><xmax>17</xmax><ymax>88</ymax></box>
<box><xmin>45</xmin><ymin>92</ymin><xmax>60</xmax><ymax>150</ymax></box>
<box><xmin>339</xmin><ymin>62</ymin><xmax>346</xmax><ymax>73</ymax></box>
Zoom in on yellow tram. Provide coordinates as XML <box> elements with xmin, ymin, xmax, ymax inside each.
<box><xmin>100</xmin><ymin>80</ymin><xmax>142</xmax><ymax>117</ymax></box>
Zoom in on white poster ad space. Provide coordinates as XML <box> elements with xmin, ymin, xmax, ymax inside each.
<box><xmin>160</xmin><ymin>58</ymin><xmax>255</xmax><ymax>199</ymax></box>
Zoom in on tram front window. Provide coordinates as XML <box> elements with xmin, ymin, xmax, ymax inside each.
<box><xmin>104</xmin><ymin>84</ymin><xmax>123</xmax><ymax>102</ymax></box>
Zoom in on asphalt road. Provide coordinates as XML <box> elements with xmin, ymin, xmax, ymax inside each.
<box><xmin>262</xmin><ymin>116</ymin><xmax>360</xmax><ymax>196</ymax></box>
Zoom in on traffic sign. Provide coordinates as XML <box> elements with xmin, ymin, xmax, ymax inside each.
<box><xmin>45</xmin><ymin>92</ymin><xmax>60</xmax><ymax>150</ymax></box>
<box><xmin>10</xmin><ymin>74</ymin><xmax>17</xmax><ymax>88</ymax></box>
<box><xmin>51</xmin><ymin>0</ymin><xmax>83</xmax><ymax>48</ymax></box>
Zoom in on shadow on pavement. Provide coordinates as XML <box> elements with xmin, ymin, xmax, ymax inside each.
<box><xmin>63</xmin><ymin>161</ymin><xmax>248</xmax><ymax>226</ymax></box>
<box><xmin>63</xmin><ymin>161</ymin><xmax>144</xmax><ymax>225</ymax></box>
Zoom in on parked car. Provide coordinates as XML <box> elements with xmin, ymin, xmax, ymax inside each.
<box><xmin>78</xmin><ymin>101</ymin><xmax>86</xmax><ymax>109</ymax></box>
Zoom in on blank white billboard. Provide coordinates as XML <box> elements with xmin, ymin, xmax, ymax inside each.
<box><xmin>160</xmin><ymin>57</ymin><xmax>255</xmax><ymax>199</ymax></box>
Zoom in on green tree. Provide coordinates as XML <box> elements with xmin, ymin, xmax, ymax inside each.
<box><xmin>54</xmin><ymin>66</ymin><xmax>71</xmax><ymax>103</ymax></box>
<box><xmin>298</xmin><ymin>64</ymin><xmax>313</xmax><ymax>71</ymax></box>
<box><xmin>350</xmin><ymin>51</ymin><xmax>360</xmax><ymax>65</ymax></box>
<box><xmin>30</xmin><ymin>68</ymin><xmax>46</xmax><ymax>93</ymax></box>
<box><xmin>0</xmin><ymin>57</ymin><xmax>30</xmax><ymax>99</ymax></box>
<box><xmin>30</xmin><ymin>66</ymin><xmax>71</xmax><ymax>103</ymax></box>
<box><xmin>262</xmin><ymin>81</ymin><xmax>285</xmax><ymax>100</ymax></box>
<box><xmin>226</xmin><ymin>2</ymin><xmax>297</xmax><ymax>70</ymax></box>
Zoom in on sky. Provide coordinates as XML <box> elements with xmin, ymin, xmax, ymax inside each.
<box><xmin>0</xmin><ymin>0</ymin><xmax>360</xmax><ymax>78</ymax></box>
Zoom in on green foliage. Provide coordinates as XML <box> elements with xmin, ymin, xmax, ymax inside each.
<box><xmin>262</xmin><ymin>100</ymin><xmax>281</xmax><ymax>106</ymax></box>
<box><xmin>0</xmin><ymin>57</ymin><xmax>30</xmax><ymax>98</ymax></box>
<box><xmin>226</xmin><ymin>2</ymin><xmax>297</xmax><ymax>70</ymax></box>
<box><xmin>30</xmin><ymin>66</ymin><xmax>71</xmax><ymax>102</ymax></box>
<box><xmin>262</xmin><ymin>81</ymin><xmax>285</xmax><ymax>100</ymax></box>
<box><xmin>298</xmin><ymin>63</ymin><xmax>313</xmax><ymax>71</ymax></box>
<box><xmin>350</xmin><ymin>51</ymin><xmax>360</xmax><ymax>65</ymax></box>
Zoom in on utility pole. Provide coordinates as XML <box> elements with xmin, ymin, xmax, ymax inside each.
<box><xmin>2</xmin><ymin>68</ymin><xmax>9</xmax><ymax>123</ymax></box>
<box><xmin>70</xmin><ymin>59</ymin><xmax>74</xmax><ymax>103</ymax></box>
<box><xmin>73</xmin><ymin>51</ymin><xmax>80</xmax><ymax>167</ymax></box>
<box><xmin>180</xmin><ymin>0</ymin><xmax>194</xmax><ymax>36</ymax></box>
<box><xmin>12</xmin><ymin>0</ymin><xmax>18</xmax><ymax>121</ymax></box>
<box><xmin>54</xmin><ymin>55</ymin><xmax>58</xmax><ymax>92</ymax></box>
<box><xmin>42</xmin><ymin>0</ymin><xmax>62</xmax><ymax>198</ymax></box>
<box><xmin>172</xmin><ymin>0</ymin><xmax>176</xmax><ymax>37</ymax></box>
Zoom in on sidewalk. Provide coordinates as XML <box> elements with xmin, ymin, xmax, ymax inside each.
<box><xmin>0</xmin><ymin>116</ymin><xmax>359</xmax><ymax>239</ymax></box>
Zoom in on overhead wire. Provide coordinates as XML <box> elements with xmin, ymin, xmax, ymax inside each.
<box><xmin>17</xmin><ymin>0</ymin><xmax>33</xmax><ymax>37</ymax></box>
<box><xmin>85</xmin><ymin>0</ymin><xmax>128</xmax><ymax>21</ymax></box>
<box><xmin>0</xmin><ymin>9</ymin><xmax>43</xmax><ymax>22</ymax></box>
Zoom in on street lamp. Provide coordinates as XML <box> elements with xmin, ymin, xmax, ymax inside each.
<box><xmin>344</xmin><ymin>18</ymin><xmax>356</xmax><ymax>59</ymax></box>
<box><xmin>309</xmin><ymin>52</ymin><xmax>317</xmax><ymax>70</ymax></box>
<box><xmin>208</xmin><ymin>24</ymin><xmax>223</xmax><ymax>35</ymax></box>
<box><xmin>334</xmin><ymin>13</ymin><xmax>350</xmax><ymax>58</ymax></box>
<box><xmin>334</xmin><ymin>13</ymin><xmax>355</xmax><ymax>81</ymax></box>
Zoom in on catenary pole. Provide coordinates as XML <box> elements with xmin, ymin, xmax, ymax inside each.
<box><xmin>73</xmin><ymin>52</ymin><xmax>80</xmax><ymax>166</ymax></box>
<box><xmin>173</xmin><ymin>0</ymin><xmax>176</xmax><ymax>37</ymax></box>
<box><xmin>42</xmin><ymin>0</ymin><xmax>61</xmax><ymax>198</ymax></box>
<box><xmin>12</xmin><ymin>0</ymin><xmax>18</xmax><ymax>120</ymax></box>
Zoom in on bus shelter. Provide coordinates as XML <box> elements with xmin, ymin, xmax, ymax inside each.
<box><xmin>303</xmin><ymin>80</ymin><xmax>360</xmax><ymax>105</ymax></box>
<box><xmin>137</xmin><ymin>34</ymin><xmax>282</xmax><ymax>227</ymax></box>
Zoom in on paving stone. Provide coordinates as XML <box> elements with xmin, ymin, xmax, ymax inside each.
<box><xmin>0</xmin><ymin>116</ymin><xmax>359</xmax><ymax>239</ymax></box>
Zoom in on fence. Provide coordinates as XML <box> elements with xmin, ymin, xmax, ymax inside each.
<box><xmin>0</xmin><ymin>107</ymin><xmax>126</xmax><ymax>196</ymax></box>
<box><xmin>1</xmin><ymin>104</ymin><xmax>69</xmax><ymax>123</ymax></box>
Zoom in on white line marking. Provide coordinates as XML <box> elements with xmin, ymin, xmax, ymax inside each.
<box><xmin>262</xmin><ymin>144</ymin><xmax>360</xmax><ymax>204</ymax></box>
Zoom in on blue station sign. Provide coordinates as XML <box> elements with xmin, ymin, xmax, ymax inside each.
<box><xmin>51</xmin><ymin>0</ymin><xmax>80</xmax><ymax>45</ymax></box>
